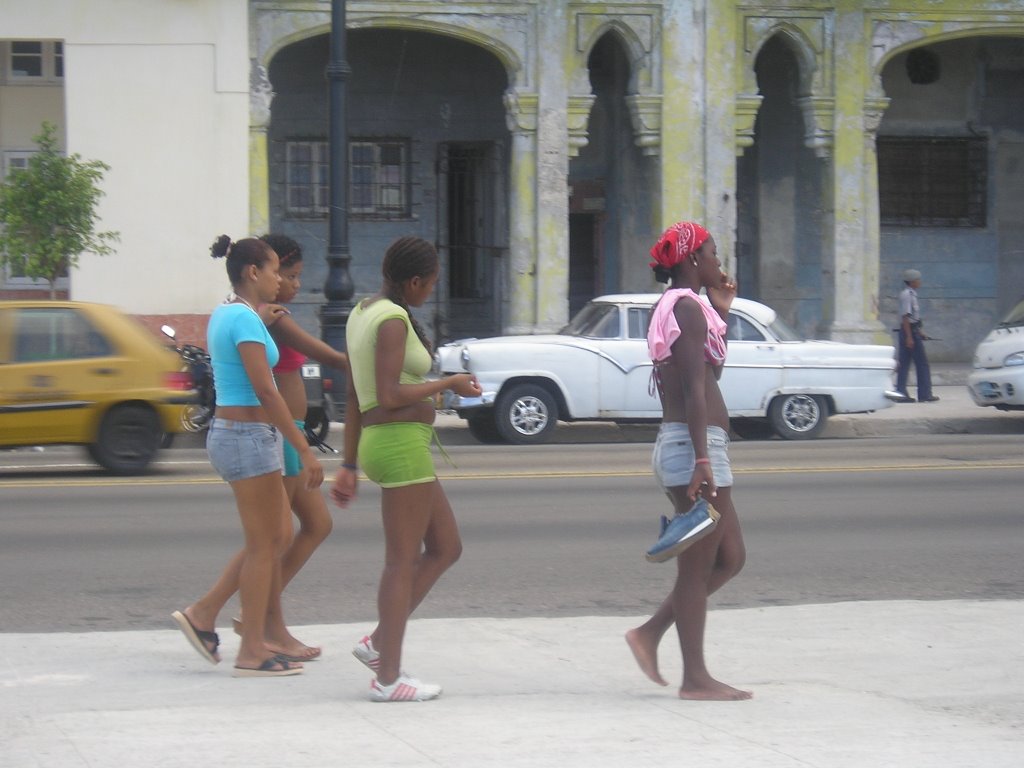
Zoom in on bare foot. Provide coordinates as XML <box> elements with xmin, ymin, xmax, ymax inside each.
<box><xmin>265</xmin><ymin>641</ymin><xmax>321</xmax><ymax>662</ymax></box>
<box><xmin>265</xmin><ymin>630</ymin><xmax>322</xmax><ymax>661</ymax></box>
<box><xmin>625</xmin><ymin>628</ymin><xmax>668</xmax><ymax>686</ymax></box>
<box><xmin>679</xmin><ymin>678</ymin><xmax>752</xmax><ymax>701</ymax></box>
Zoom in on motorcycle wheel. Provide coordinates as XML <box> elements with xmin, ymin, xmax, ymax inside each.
<box><xmin>304</xmin><ymin>406</ymin><xmax>330</xmax><ymax>444</ymax></box>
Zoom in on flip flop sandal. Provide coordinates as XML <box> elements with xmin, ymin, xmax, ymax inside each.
<box><xmin>171</xmin><ymin>610</ymin><xmax>220</xmax><ymax>665</ymax></box>
<box><xmin>232</xmin><ymin>654</ymin><xmax>304</xmax><ymax>678</ymax></box>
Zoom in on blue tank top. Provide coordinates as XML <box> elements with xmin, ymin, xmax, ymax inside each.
<box><xmin>207</xmin><ymin>302</ymin><xmax>279</xmax><ymax>407</ymax></box>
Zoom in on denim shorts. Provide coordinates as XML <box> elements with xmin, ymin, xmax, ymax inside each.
<box><xmin>652</xmin><ymin>423</ymin><xmax>733</xmax><ymax>490</ymax></box>
<box><xmin>359</xmin><ymin>422</ymin><xmax>436</xmax><ymax>488</ymax></box>
<box><xmin>206</xmin><ymin>419</ymin><xmax>283</xmax><ymax>482</ymax></box>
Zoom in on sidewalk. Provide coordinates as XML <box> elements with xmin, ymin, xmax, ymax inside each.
<box><xmin>3</xmin><ymin>601</ymin><xmax>1022</xmax><ymax>767</ymax></box>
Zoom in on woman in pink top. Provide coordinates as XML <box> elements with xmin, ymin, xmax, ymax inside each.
<box><xmin>625</xmin><ymin>222</ymin><xmax>752</xmax><ymax>701</ymax></box>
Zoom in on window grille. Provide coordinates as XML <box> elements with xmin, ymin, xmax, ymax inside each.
<box><xmin>283</xmin><ymin>138</ymin><xmax>411</xmax><ymax>219</ymax></box>
<box><xmin>285</xmin><ymin>141</ymin><xmax>329</xmax><ymax>217</ymax></box>
<box><xmin>877</xmin><ymin>137</ymin><xmax>987</xmax><ymax>227</ymax></box>
<box><xmin>350</xmin><ymin>140</ymin><xmax>410</xmax><ymax>218</ymax></box>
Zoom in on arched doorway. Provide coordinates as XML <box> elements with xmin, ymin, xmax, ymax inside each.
<box><xmin>736</xmin><ymin>34</ymin><xmax>826</xmax><ymax>338</ymax></box>
<box><xmin>568</xmin><ymin>31</ymin><xmax>656</xmax><ymax>317</ymax></box>
<box><xmin>265</xmin><ymin>29</ymin><xmax>509</xmax><ymax>343</ymax></box>
<box><xmin>877</xmin><ymin>36</ymin><xmax>1024</xmax><ymax>360</ymax></box>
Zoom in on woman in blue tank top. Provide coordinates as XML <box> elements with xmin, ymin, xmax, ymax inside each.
<box><xmin>171</xmin><ymin>236</ymin><xmax>323</xmax><ymax>678</ymax></box>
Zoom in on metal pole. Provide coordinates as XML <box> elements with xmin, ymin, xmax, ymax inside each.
<box><xmin>321</xmin><ymin>0</ymin><xmax>353</xmax><ymax>404</ymax></box>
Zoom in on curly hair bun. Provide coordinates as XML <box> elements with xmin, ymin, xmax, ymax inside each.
<box><xmin>210</xmin><ymin>234</ymin><xmax>232</xmax><ymax>259</ymax></box>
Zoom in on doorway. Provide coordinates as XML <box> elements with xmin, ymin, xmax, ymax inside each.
<box><xmin>436</xmin><ymin>142</ymin><xmax>504</xmax><ymax>340</ymax></box>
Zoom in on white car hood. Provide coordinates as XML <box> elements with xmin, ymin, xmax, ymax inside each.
<box><xmin>973</xmin><ymin>325</ymin><xmax>1024</xmax><ymax>369</ymax></box>
<box><xmin>437</xmin><ymin>335</ymin><xmax>601</xmax><ymax>370</ymax></box>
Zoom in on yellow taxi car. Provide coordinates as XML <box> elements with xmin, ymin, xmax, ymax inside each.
<box><xmin>0</xmin><ymin>300</ymin><xmax>192</xmax><ymax>473</ymax></box>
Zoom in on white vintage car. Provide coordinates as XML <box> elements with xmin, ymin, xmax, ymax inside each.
<box><xmin>436</xmin><ymin>294</ymin><xmax>897</xmax><ymax>443</ymax></box>
<box><xmin>967</xmin><ymin>297</ymin><xmax>1024</xmax><ymax>410</ymax></box>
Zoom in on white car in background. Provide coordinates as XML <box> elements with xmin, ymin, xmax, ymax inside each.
<box><xmin>967</xmin><ymin>297</ymin><xmax>1024</xmax><ymax>411</ymax></box>
<box><xmin>436</xmin><ymin>294</ymin><xmax>897</xmax><ymax>444</ymax></box>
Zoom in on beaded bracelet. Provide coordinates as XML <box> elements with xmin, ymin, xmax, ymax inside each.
<box><xmin>694</xmin><ymin>458</ymin><xmax>711</xmax><ymax>465</ymax></box>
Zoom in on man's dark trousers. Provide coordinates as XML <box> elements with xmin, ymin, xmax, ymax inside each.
<box><xmin>896</xmin><ymin>327</ymin><xmax>932</xmax><ymax>400</ymax></box>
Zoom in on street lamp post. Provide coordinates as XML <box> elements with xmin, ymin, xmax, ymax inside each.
<box><xmin>321</xmin><ymin>0</ymin><xmax>353</xmax><ymax>403</ymax></box>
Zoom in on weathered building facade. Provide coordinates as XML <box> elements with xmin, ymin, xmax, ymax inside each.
<box><xmin>3</xmin><ymin>1</ymin><xmax>1023</xmax><ymax>359</ymax></box>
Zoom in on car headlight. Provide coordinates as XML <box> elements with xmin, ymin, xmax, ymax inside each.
<box><xmin>1004</xmin><ymin>351</ymin><xmax>1024</xmax><ymax>367</ymax></box>
<box><xmin>460</xmin><ymin>347</ymin><xmax>471</xmax><ymax>371</ymax></box>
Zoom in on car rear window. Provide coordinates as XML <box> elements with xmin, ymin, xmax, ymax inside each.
<box><xmin>13</xmin><ymin>308</ymin><xmax>113</xmax><ymax>362</ymax></box>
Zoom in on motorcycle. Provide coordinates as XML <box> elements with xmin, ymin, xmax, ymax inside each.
<box><xmin>161</xmin><ymin>325</ymin><xmax>337</xmax><ymax>452</ymax></box>
<box><xmin>300</xmin><ymin>360</ymin><xmax>338</xmax><ymax>453</ymax></box>
<box><xmin>161</xmin><ymin>325</ymin><xmax>215</xmax><ymax>433</ymax></box>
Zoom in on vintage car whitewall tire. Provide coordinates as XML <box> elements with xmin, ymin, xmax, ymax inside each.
<box><xmin>768</xmin><ymin>394</ymin><xmax>828</xmax><ymax>440</ymax></box>
<box><xmin>495</xmin><ymin>383</ymin><xmax>558</xmax><ymax>444</ymax></box>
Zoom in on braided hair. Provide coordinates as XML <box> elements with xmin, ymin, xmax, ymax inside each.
<box><xmin>210</xmin><ymin>235</ymin><xmax>274</xmax><ymax>287</ymax></box>
<box><xmin>260</xmin><ymin>233</ymin><xmax>302</xmax><ymax>268</ymax></box>
<box><xmin>381</xmin><ymin>236</ymin><xmax>438</xmax><ymax>354</ymax></box>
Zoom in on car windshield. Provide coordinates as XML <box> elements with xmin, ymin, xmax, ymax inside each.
<box><xmin>996</xmin><ymin>298</ymin><xmax>1024</xmax><ymax>328</ymax></box>
<box><xmin>767</xmin><ymin>315</ymin><xmax>803</xmax><ymax>342</ymax></box>
<box><xmin>560</xmin><ymin>302</ymin><xmax>620</xmax><ymax>338</ymax></box>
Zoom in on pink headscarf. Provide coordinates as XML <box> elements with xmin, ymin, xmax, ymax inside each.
<box><xmin>649</xmin><ymin>222</ymin><xmax>711</xmax><ymax>271</ymax></box>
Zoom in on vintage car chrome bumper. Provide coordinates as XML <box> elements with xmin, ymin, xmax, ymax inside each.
<box><xmin>441</xmin><ymin>390</ymin><xmax>497</xmax><ymax>410</ymax></box>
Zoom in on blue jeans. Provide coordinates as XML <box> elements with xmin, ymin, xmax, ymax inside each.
<box><xmin>896</xmin><ymin>327</ymin><xmax>932</xmax><ymax>399</ymax></box>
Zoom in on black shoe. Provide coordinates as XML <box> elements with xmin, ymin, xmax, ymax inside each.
<box><xmin>920</xmin><ymin>395</ymin><xmax>940</xmax><ymax>402</ymax></box>
<box><xmin>894</xmin><ymin>394</ymin><xmax>916</xmax><ymax>403</ymax></box>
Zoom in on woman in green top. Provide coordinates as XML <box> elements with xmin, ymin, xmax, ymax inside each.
<box><xmin>332</xmin><ymin>236</ymin><xmax>480</xmax><ymax>702</ymax></box>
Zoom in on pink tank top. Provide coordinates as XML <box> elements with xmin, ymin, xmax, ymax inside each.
<box><xmin>647</xmin><ymin>289</ymin><xmax>728</xmax><ymax>366</ymax></box>
<box><xmin>272</xmin><ymin>342</ymin><xmax>306</xmax><ymax>374</ymax></box>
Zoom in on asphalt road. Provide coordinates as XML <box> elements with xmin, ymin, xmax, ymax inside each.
<box><xmin>0</xmin><ymin>434</ymin><xmax>1021</xmax><ymax>633</ymax></box>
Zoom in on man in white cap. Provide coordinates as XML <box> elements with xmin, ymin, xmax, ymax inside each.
<box><xmin>895</xmin><ymin>268</ymin><xmax>939</xmax><ymax>403</ymax></box>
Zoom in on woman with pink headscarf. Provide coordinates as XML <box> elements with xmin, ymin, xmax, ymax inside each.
<box><xmin>625</xmin><ymin>222</ymin><xmax>752</xmax><ymax>701</ymax></box>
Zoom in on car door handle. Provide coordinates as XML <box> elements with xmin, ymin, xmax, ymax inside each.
<box><xmin>91</xmin><ymin>367</ymin><xmax>118</xmax><ymax>376</ymax></box>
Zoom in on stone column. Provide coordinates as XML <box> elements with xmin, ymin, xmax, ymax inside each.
<box><xmin>504</xmin><ymin>90</ymin><xmax>539</xmax><ymax>334</ymax></box>
<box><xmin>861</xmin><ymin>94</ymin><xmax>891</xmax><ymax>339</ymax></box>
<box><xmin>248</xmin><ymin>60</ymin><xmax>273</xmax><ymax>235</ymax></box>
<box><xmin>534</xmin><ymin>0</ymin><xmax>570</xmax><ymax>332</ymax></box>
<box><xmin>659</xmin><ymin>1</ymin><xmax>705</xmax><ymax>232</ymax></box>
<box><xmin>827</xmin><ymin>7</ymin><xmax>886</xmax><ymax>343</ymax></box>
<box><xmin>704</xmin><ymin>0</ymin><xmax>739</xmax><ymax>274</ymax></box>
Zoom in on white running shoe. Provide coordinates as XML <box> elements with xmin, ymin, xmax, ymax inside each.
<box><xmin>352</xmin><ymin>635</ymin><xmax>380</xmax><ymax>672</ymax></box>
<box><xmin>369</xmin><ymin>675</ymin><xmax>442</xmax><ymax>702</ymax></box>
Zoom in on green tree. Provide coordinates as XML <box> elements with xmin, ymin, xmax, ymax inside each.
<box><xmin>0</xmin><ymin>122</ymin><xmax>119</xmax><ymax>298</ymax></box>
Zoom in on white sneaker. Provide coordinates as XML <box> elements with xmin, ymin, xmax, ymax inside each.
<box><xmin>352</xmin><ymin>635</ymin><xmax>380</xmax><ymax>672</ymax></box>
<box><xmin>369</xmin><ymin>675</ymin><xmax>442</xmax><ymax>702</ymax></box>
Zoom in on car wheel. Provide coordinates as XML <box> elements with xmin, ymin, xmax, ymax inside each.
<box><xmin>495</xmin><ymin>383</ymin><xmax>558</xmax><ymax>444</ymax></box>
<box><xmin>768</xmin><ymin>394</ymin><xmax>828</xmax><ymax>440</ymax></box>
<box><xmin>466</xmin><ymin>413</ymin><xmax>506</xmax><ymax>444</ymax></box>
<box><xmin>730</xmin><ymin>418</ymin><xmax>775</xmax><ymax>441</ymax></box>
<box><xmin>304</xmin><ymin>406</ymin><xmax>330</xmax><ymax>444</ymax></box>
<box><xmin>88</xmin><ymin>404</ymin><xmax>161</xmax><ymax>474</ymax></box>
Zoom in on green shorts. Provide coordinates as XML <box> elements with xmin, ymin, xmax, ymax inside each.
<box><xmin>359</xmin><ymin>422</ymin><xmax>436</xmax><ymax>488</ymax></box>
<box><xmin>283</xmin><ymin>419</ymin><xmax>305</xmax><ymax>477</ymax></box>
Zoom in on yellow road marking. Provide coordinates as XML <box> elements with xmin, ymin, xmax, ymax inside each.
<box><xmin>2</xmin><ymin>462</ymin><xmax>1022</xmax><ymax>489</ymax></box>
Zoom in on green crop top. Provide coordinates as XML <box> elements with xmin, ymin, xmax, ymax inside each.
<box><xmin>346</xmin><ymin>297</ymin><xmax>433</xmax><ymax>413</ymax></box>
